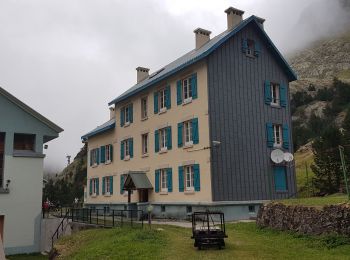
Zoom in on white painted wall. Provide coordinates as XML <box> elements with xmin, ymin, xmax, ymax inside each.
<box><xmin>0</xmin><ymin>155</ymin><xmax>43</xmax><ymax>255</ymax></box>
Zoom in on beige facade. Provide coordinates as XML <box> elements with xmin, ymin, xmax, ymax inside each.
<box><xmin>86</xmin><ymin>61</ymin><xmax>213</xmax><ymax>205</ymax></box>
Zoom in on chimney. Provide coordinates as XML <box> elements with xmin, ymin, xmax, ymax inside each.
<box><xmin>225</xmin><ymin>7</ymin><xmax>244</xmax><ymax>30</ymax></box>
<box><xmin>194</xmin><ymin>28</ymin><xmax>211</xmax><ymax>49</ymax></box>
<box><xmin>254</xmin><ymin>15</ymin><xmax>265</xmax><ymax>29</ymax></box>
<box><xmin>136</xmin><ymin>67</ymin><xmax>150</xmax><ymax>83</ymax></box>
<box><xmin>109</xmin><ymin>107</ymin><xmax>115</xmax><ymax>119</ymax></box>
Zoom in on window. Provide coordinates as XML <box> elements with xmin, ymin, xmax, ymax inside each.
<box><xmin>159</xmin><ymin>128</ymin><xmax>167</xmax><ymax>150</ymax></box>
<box><xmin>0</xmin><ymin>133</ymin><xmax>4</xmax><ymax>188</ymax></box>
<box><xmin>246</xmin><ymin>39</ymin><xmax>255</xmax><ymax>56</ymax></box>
<box><xmin>102</xmin><ymin>144</ymin><xmax>113</xmax><ymax>163</ymax></box>
<box><xmin>271</xmin><ymin>83</ymin><xmax>280</xmax><ymax>105</ymax></box>
<box><xmin>104</xmin><ymin>206</ymin><xmax>110</xmax><ymax>213</ymax></box>
<box><xmin>120</xmin><ymin>104</ymin><xmax>133</xmax><ymax>127</ymax></box>
<box><xmin>182</xmin><ymin>78</ymin><xmax>192</xmax><ymax>100</ymax></box>
<box><xmin>184</xmin><ymin>165</ymin><xmax>194</xmax><ymax>191</ymax></box>
<box><xmin>186</xmin><ymin>206</ymin><xmax>192</xmax><ymax>213</ymax></box>
<box><xmin>161</xmin><ymin>205</ymin><xmax>166</xmax><ymax>212</ymax></box>
<box><xmin>273</xmin><ymin>124</ymin><xmax>282</xmax><ymax>147</ymax></box>
<box><xmin>160</xmin><ymin>169</ymin><xmax>167</xmax><ymax>192</ymax></box>
<box><xmin>121</xmin><ymin>138</ymin><xmax>133</xmax><ymax>160</ymax></box>
<box><xmin>13</xmin><ymin>133</ymin><xmax>35</xmax><ymax>151</ymax></box>
<box><xmin>90</xmin><ymin>178</ymin><xmax>99</xmax><ymax>195</ymax></box>
<box><xmin>142</xmin><ymin>133</ymin><xmax>148</xmax><ymax>155</ymax></box>
<box><xmin>105</xmin><ymin>177</ymin><xmax>110</xmax><ymax>193</ymax></box>
<box><xmin>90</xmin><ymin>148</ymin><xmax>99</xmax><ymax>166</ymax></box>
<box><xmin>248</xmin><ymin>205</ymin><xmax>255</xmax><ymax>213</ymax></box>
<box><xmin>141</xmin><ymin>97</ymin><xmax>148</xmax><ymax>119</ymax></box>
<box><xmin>184</xmin><ymin>121</ymin><xmax>193</xmax><ymax>145</ymax></box>
<box><xmin>159</xmin><ymin>88</ymin><xmax>166</xmax><ymax>110</ymax></box>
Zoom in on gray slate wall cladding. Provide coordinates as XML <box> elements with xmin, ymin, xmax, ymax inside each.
<box><xmin>207</xmin><ymin>23</ymin><xmax>296</xmax><ymax>201</ymax></box>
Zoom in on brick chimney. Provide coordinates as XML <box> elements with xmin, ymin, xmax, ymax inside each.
<box><xmin>194</xmin><ymin>28</ymin><xmax>211</xmax><ymax>49</ymax></box>
<box><xmin>225</xmin><ymin>7</ymin><xmax>244</xmax><ymax>30</ymax></box>
<box><xmin>136</xmin><ymin>67</ymin><xmax>150</xmax><ymax>83</ymax></box>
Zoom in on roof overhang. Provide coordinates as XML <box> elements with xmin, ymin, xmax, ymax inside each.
<box><xmin>81</xmin><ymin>118</ymin><xmax>115</xmax><ymax>142</ymax></box>
<box><xmin>108</xmin><ymin>15</ymin><xmax>297</xmax><ymax>106</ymax></box>
<box><xmin>123</xmin><ymin>171</ymin><xmax>153</xmax><ymax>191</ymax></box>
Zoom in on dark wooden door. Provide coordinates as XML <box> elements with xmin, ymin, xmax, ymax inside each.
<box><xmin>139</xmin><ymin>189</ymin><xmax>148</xmax><ymax>202</ymax></box>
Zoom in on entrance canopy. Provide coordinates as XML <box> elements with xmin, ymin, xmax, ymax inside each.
<box><xmin>123</xmin><ymin>171</ymin><xmax>153</xmax><ymax>191</ymax></box>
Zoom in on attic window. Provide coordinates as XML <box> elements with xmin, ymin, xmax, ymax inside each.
<box><xmin>13</xmin><ymin>133</ymin><xmax>35</xmax><ymax>151</ymax></box>
<box><xmin>246</xmin><ymin>39</ymin><xmax>255</xmax><ymax>56</ymax></box>
<box><xmin>242</xmin><ymin>38</ymin><xmax>261</xmax><ymax>57</ymax></box>
<box><xmin>149</xmin><ymin>68</ymin><xmax>165</xmax><ymax>79</ymax></box>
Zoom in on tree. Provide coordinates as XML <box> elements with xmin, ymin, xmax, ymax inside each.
<box><xmin>311</xmin><ymin>125</ymin><xmax>344</xmax><ymax>194</ymax></box>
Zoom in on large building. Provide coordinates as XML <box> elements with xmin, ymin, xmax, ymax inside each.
<box><xmin>0</xmin><ymin>87</ymin><xmax>63</xmax><ymax>255</ymax></box>
<box><xmin>82</xmin><ymin>7</ymin><xmax>297</xmax><ymax>220</ymax></box>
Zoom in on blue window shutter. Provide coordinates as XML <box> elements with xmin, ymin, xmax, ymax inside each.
<box><xmin>155</xmin><ymin>130</ymin><xmax>159</xmax><ymax>152</ymax></box>
<box><xmin>282</xmin><ymin>124</ymin><xmax>289</xmax><ymax>149</ymax></box>
<box><xmin>129</xmin><ymin>104</ymin><xmax>133</xmax><ymax>123</ymax></box>
<box><xmin>264</xmin><ymin>80</ymin><xmax>272</xmax><ymax>105</ymax></box>
<box><xmin>274</xmin><ymin>166</ymin><xmax>287</xmax><ymax>191</ymax></box>
<box><xmin>89</xmin><ymin>179</ymin><xmax>92</xmax><ymax>195</ymax></box>
<box><xmin>192</xmin><ymin>118</ymin><xmax>199</xmax><ymax>144</ymax></box>
<box><xmin>178</xmin><ymin>166</ymin><xmax>184</xmax><ymax>192</ymax></box>
<box><xmin>110</xmin><ymin>144</ymin><xmax>113</xmax><ymax>162</ymax></box>
<box><xmin>178</xmin><ymin>122</ymin><xmax>183</xmax><ymax>147</ymax></box>
<box><xmin>120</xmin><ymin>175</ymin><xmax>124</xmax><ymax>194</ymax></box>
<box><xmin>191</xmin><ymin>73</ymin><xmax>198</xmax><ymax>99</ymax></box>
<box><xmin>96</xmin><ymin>178</ymin><xmax>99</xmax><ymax>195</ymax></box>
<box><xmin>96</xmin><ymin>149</ymin><xmax>100</xmax><ymax>165</ymax></box>
<box><xmin>280</xmin><ymin>83</ymin><xmax>287</xmax><ymax>107</ymax></box>
<box><xmin>100</xmin><ymin>146</ymin><xmax>106</xmax><ymax>163</ymax></box>
<box><xmin>154</xmin><ymin>92</ymin><xmax>159</xmax><ymax>114</ymax></box>
<box><xmin>266</xmin><ymin>123</ymin><xmax>274</xmax><ymax>148</ymax></box>
<box><xmin>242</xmin><ymin>39</ymin><xmax>248</xmax><ymax>53</ymax></box>
<box><xmin>120</xmin><ymin>107</ymin><xmax>125</xmax><ymax>127</ymax></box>
<box><xmin>120</xmin><ymin>141</ymin><xmax>125</xmax><ymax>160</ymax></box>
<box><xmin>155</xmin><ymin>170</ymin><xmax>160</xmax><ymax>193</ymax></box>
<box><xmin>166</xmin><ymin>85</ymin><xmax>171</xmax><ymax>109</ymax></box>
<box><xmin>167</xmin><ymin>168</ymin><xmax>173</xmax><ymax>192</ymax></box>
<box><xmin>102</xmin><ymin>177</ymin><xmax>105</xmax><ymax>195</ymax></box>
<box><xmin>177</xmin><ymin>80</ymin><xmax>182</xmax><ymax>105</ymax></box>
<box><xmin>194</xmin><ymin>164</ymin><xmax>200</xmax><ymax>191</ymax></box>
<box><xmin>167</xmin><ymin>126</ymin><xmax>172</xmax><ymax>150</ymax></box>
<box><xmin>254</xmin><ymin>42</ymin><xmax>261</xmax><ymax>57</ymax></box>
<box><xmin>89</xmin><ymin>150</ymin><xmax>92</xmax><ymax>166</ymax></box>
<box><xmin>110</xmin><ymin>176</ymin><xmax>113</xmax><ymax>195</ymax></box>
<box><xmin>129</xmin><ymin>138</ymin><xmax>134</xmax><ymax>158</ymax></box>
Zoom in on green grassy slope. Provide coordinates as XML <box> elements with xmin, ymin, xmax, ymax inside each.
<box><xmin>52</xmin><ymin>223</ymin><xmax>350</xmax><ymax>260</ymax></box>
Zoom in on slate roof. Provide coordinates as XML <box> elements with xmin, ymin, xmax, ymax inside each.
<box><xmin>108</xmin><ymin>15</ymin><xmax>297</xmax><ymax>106</ymax></box>
<box><xmin>81</xmin><ymin>118</ymin><xmax>115</xmax><ymax>141</ymax></box>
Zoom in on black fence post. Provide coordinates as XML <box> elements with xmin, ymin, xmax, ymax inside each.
<box><xmin>131</xmin><ymin>211</ymin><xmax>133</xmax><ymax>227</ymax></box>
<box><xmin>104</xmin><ymin>208</ymin><xmax>106</xmax><ymax>227</ymax></box>
<box><xmin>89</xmin><ymin>209</ymin><xmax>92</xmax><ymax>224</ymax></box>
<box><xmin>97</xmin><ymin>209</ymin><xmax>99</xmax><ymax>225</ymax></box>
<box><xmin>112</xmin><ymin>210</ymin><xmax>115</xmax><ymax>227</ymax></box>
<box><xmin>121</xmin><ymin>210</ymin><xmax>123</xmax><ymax>227</ymax></box>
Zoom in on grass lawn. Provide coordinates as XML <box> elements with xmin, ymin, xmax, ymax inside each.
<box><xmin>51</xmin><ymin>222</ymin><xmax>350</xmax><ymax>260</ymax></box>
<box><xmin>278</xmin><ymin>193</ymin><xmax>349</xmax><ymax>207</ymax></box>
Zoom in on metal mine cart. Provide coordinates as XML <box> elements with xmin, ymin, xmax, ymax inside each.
<box><xmin>191</xmin><ymin>211</ymin><xmax>228</xmax><ymax>250</ymax></box>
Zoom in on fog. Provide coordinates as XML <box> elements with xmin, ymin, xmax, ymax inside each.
<box><xmin>0</xmin><ymin>0</ymin><xmax>348</xmax><ymax>173</ymax></box>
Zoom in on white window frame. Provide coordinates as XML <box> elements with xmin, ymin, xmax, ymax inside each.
<box><xmin>183</xmin><ymin>121</ymin><xmax>193</xmax><ymax>146</ymax></box>
<box><xmin>91</xmin><ymin>149</ymin><xmax>98</xmax><ymax>166</ymax></box>
<box><xmin>124</xmin><ymin>105</ymin><xmax>130</xmax><ymax>125</ymax></box>
<box><xmin>124</xmin><ymin>140</ymin><xmax>130</xmax><ymax>158</ymax></box>
<box><xmin>273</xmin><ymin>124</ymin><xmax>282</xmax><ymax>147</ymax></box>
<box><xmin>271</xmin><ymin>83</ymin><xmax>280</xmax><ymax>106</ymax></box>
<box><xmin>159</xmin><ymin>128</ymin><xmax>167</xmax><ymax>151</ymax></box>
<box><xmin>160</xmin><ymin>169</ymin><xmax>168</xmax><ymax>192</ymax></box>
<box><xmin>141</xmin><ymin>97</ymin><xmax>148</xmax><ymax>120</ymax></box>
<box><xmin>182</xmin><ymin>77</ymin><xmax>193</xmax><ymax>102</ymax></box>
<box><xmin>246</xmin><ymin>39</ymin><xmax>255</xmax><ymax>56</ymax></box>
<box><xmin>184</xmin><ymin>165</ymin><xmax>194</xmax><ymax>191</ymax></box>
<box><xmin>105</xmin><ymin>144</ymin><xmax>111</xmax><ymax>163</ymax></box>
<box><xmin>92</xmin><ymin>178</ymin><xmax>98</xmax><ymax>195</ymax></box>
<box><xmin>159</xmin><ymin>88</ymin><xmax>166</xmax><ymax>111</ymax></box>
<box><xmin>105</xmin><ymin>176</ymin><xmax>110</xmax><ymax>194</ymax></box>
<box><xmin>142</xmin><ymin>133</ymin><xmax>148</xmax><ymax>155</ymax></box>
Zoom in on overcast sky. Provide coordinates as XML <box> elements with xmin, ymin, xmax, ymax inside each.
<box><xmin>0</xmin><ymin>0</ymin><xmax>348</xmax><ymax>172</ymax></box>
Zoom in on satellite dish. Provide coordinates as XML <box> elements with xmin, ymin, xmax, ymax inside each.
<box><xmin>284</xmin><ymin>152</ymin><xmax>294</xmax><ymax>162</ymax></box>
<box><xmin>271</xmin><ymin>149</ymin><xmax>284</xmax><ymax>164</ymax></box>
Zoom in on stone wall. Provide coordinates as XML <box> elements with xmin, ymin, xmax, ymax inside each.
<box><xmin>257</xmin><ymin>203</ymin><xmax>350</xmax><ymax>236</ymax></box>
